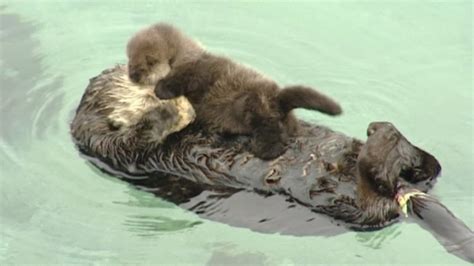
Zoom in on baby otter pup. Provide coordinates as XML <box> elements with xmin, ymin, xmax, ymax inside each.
<box><xmin>155</xmin><ymin>50</ymin><xmax>343</xmax><ymax>159</ymax></box>
<box><xmin>127</xmin><ymin>23</ymin><xmax>203</xmax><ymax>85</ymax></box>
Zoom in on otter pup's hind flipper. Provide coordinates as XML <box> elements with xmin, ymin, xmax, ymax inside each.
<box><xmin>278</xmin><ymin>86</ymin><xmax>342</xmax><ymax>115</ymax></box>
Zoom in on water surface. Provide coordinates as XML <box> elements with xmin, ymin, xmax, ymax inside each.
<box><xmin>0</xmin><ymin>1</ymin><xmax>472</xmax><ymax>265</ymax></box>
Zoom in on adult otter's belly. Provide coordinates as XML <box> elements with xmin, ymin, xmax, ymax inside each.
<box><xmin>71</xmin><ymin>65</ymin><xmax>439</xmax><ymax>231</ymax></box>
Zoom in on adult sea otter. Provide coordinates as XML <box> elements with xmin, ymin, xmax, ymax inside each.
<box><xmin>71</xmin><ymin>65</ymin><xmax>473</xmax><ymax>262</ymax></box>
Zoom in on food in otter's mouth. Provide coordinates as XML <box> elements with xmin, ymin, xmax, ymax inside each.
<box><xmin>395</xmin><ymin>189</ymin><xmax>427</xmax><ymax>217</ymax></box>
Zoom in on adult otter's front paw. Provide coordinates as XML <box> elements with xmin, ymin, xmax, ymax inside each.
<box><xmin>154</xmin><ymin>83</ymin><xmax>177</xmax><ymax>100</ymax></box>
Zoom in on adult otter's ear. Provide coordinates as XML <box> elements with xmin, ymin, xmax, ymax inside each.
<box><xmin>278</xmin><ymin>85</ymin><xmax>342</xmax><ymax>115</ymax></box>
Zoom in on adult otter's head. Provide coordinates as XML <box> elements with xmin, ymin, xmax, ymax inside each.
<box><xmin>70</xmin><ymin>65</ymin><xmax>196</xmax><ymax>170</ymax></box>
<box><xmin>358</xmin><ymin>122</ymin><xmax>441</xmax><ymax>198</ymax></box>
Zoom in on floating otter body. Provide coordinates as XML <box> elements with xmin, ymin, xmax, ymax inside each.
<box><xmin>71</xmin><ymin>66</ymin><xmax>474</xmax><ymax>262</ymax></box>
<box><xmin>71</xmin><ymin>65</ymin><xmax>435</xmax><ymax>227</ymax></box>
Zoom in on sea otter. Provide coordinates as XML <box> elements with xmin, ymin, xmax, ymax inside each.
<box><xmin>71</xmin><ymin>65</ymin><xmax>474</xmax><ymax>262</ymax></box>
<box><xmin>71</xmin><ymin>65</ymin><xmax>437</xmax><ymax>225</ymax></box>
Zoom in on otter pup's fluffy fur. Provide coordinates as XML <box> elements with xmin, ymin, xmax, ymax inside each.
<box><xmin>127</xmin><ymin>23</ymin><xmax>203</xmax><ymax>85</ymax></box>
<box><xmin>127</xmin><ymin>23</ymin><xmax>340</xmax><ymax>159</ymax></box>
<box><xmin>155</xmin><ymin>51</ymin><xmax>343</xmax><ymax>159</ymax></box>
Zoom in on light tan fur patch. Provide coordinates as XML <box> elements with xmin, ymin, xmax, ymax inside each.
<box><xmin>106</xmin><ymin>65</ymin><xmax>195</xmax><ymax>136</ymax></box>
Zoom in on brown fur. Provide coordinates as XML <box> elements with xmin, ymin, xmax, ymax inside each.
<box><xmin>317</xmin><ymin>122</ymin><xmax>441</xmax><ymax>230</ymax></box>
<box><xmin>126</xmin><ymin>23</ymin><xmax>203</xmax><ymax>85</ymax></box>
<box><xmin>355</xmin><ymin>122</ymin><xmax>440</xmax><ymax>226</ymax></box>
<box><xmin>71</xmin><ymin>67</ymin><xmax>443</xmax><ymax>233</ymax></box>
<box><xmin>70</xmin><ymin>65</ymin><xmax>196</xmax><ymax>165</ymax></box>
<box><xmin>155</xmin><ymin>52</ymin><xmax>343</xmax><ymax>159</ymax></box>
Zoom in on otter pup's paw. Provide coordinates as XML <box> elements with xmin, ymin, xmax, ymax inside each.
<box><xmin>251</xmin><ymin>140</ymin><xmax>286</xmax><ymax>160</ymax></box>
<box><xmin>154</xmin><ymin>82</ymin><xmax>178</xmax><ymax>100</ymax></box>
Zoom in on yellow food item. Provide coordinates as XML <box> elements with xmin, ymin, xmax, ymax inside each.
<box><xmin>396</xmin><ymin>190</ymin><xmax>427</xmax><ymax>217</ymax></box>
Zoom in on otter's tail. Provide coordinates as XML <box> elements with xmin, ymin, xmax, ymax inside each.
<box><xmin>278</xmin><ymin>86</ymin><xmax>342</xmax><ymax>115</ymax></box>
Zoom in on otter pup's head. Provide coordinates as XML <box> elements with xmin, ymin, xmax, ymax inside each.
<box><xmin>126</xmin><ymin>23</ymin><xmax>179</xmax><ymax>85</ymax></box>
<box><xmin>358</xmin><ymin>122</ymin><xmax>441</xmax><ymax>198</ymax></box>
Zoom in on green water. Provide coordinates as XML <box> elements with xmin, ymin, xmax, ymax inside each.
<box><xmin>1</xmin><ymin>1</ymin><xmax>472</xmax><ymax>265</ymax></box>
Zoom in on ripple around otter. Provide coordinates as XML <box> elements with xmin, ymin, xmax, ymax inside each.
<box><xmin>1</xmin><ymin>2</ymin><xmax>472</xmax><ymax>265</ymax></box>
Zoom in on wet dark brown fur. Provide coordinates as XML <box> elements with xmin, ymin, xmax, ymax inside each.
<box><xmin>72</xmin><ymin>66</ymin><xmax>443</xmax><ymax>233</ymax></box>
<box><xmin>319</xmin><ymin>122</ymin><xmax>441</xmax><ymax>229</ymax></box>
<box><xmin>155</xmin><ymin>52</ymin><xmax>343</xmax><ymax>159</ymax></box>
<box><xmin>127</xmin><ymin>23</ymin><xmax>203</xmax><ymax>85</ymax></box>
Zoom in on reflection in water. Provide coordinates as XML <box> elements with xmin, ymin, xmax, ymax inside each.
<box><xmin>124</xmin><ymin>215</ymin><xmax>202</xmax><ymax>237</ymax></box>
<box><xmin>0</xmin><ymin>11</ymin><xmax>64</xmax><ymax>147</ymax></box>
<box><xmin>207</xmin><ymin>249</ymin><xmax>268</xmax><ymax>266</ymax></box>
<box><xmin>355</xmin><ymin>226</ymin><xmax>402</xmax><ymax>249</ymax></box>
